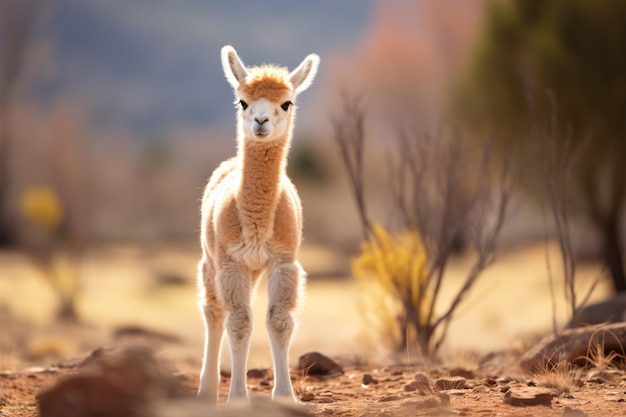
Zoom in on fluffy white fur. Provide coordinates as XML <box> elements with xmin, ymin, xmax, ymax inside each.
<box><xmin>197</xmin><ymin>45</ymin><xmax>319</xmax><ymax>404</ymax></box>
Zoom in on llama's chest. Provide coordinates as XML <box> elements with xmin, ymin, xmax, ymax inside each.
<box><xmin>227</xmin><ymin>237</ymin><xmax>272</xmax><ymax>270</ymax></box>
<box><xmin>207</xmin><ymin>175</ymin><xmax>300</xmax><ymax>269</ymax></box>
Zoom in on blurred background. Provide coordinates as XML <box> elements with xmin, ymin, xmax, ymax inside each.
<box><xmin>0</xmin><ymin>0</ymin><xmax>624</xmax><ymax>369</ymax></box>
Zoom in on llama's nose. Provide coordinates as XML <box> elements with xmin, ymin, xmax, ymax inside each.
<box><xmin>255</xmin><ymin>117</ymin><xmax>269</xmax><ymax>126</ymax></box>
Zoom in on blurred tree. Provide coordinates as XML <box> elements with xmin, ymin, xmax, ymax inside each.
<box><xmin>456</xmin><ymin>0</ymin><xmax>626</xmax><ymax>292</ymax></box>
<box><xmin>0</xmin><ymin>0</ymin><xmax>44</xmax><ymax>246</ymax></box>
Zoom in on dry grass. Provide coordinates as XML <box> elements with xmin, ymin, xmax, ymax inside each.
<box><xmin>533</xmin><ymin>360</ymin><xmax>583</xmax><ymax>396</ymax></box>
<box><xmin>583</xmin><ymin>341</ymin><xmax>625</xmax><ymax>371</ymax></box>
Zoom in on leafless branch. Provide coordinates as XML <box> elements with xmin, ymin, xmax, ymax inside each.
<box><xmin>331</xmin><ymin>91</ymin><xmax>371</xmax><ymax>239</ymax></box>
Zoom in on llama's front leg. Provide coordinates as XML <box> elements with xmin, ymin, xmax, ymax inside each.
<box><xmin>198</xmin><ymin>258</ymin><xmax>225</xmax><ymax>403</ymax></box>
<box><xmin>266</xmin><ymin>261</ymin><xmax>304</xmax><ymax>400</ymax></box>
<box><xmin>218</xmin><ymin>263</ymin><xmax>253</xmax><ymax>401</ymax></box>
<box><xmin>198</xmin><ymin>306</ymin><xmax>225</xmax><ymax>402</ymax></box>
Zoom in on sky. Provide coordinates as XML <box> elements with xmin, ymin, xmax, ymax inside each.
<box><xmin>41</xmin><ymin>0</ymin><xmax>376</xmax><ymax>135</ymax></box>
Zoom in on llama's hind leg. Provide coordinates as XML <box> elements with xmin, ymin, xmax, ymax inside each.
<box><xmin>218</xmin><ymin>263</ymin><xmax>253</xmax><ymax>401</ymax></box>
<box><xmin>266</xmin><ymin>260</ymin><xmax>304</xmax><ymax>400</ymax></box>
<box><xmin>198</xmin><ymin>258</ymin><xmax>225</xmax><ymax>403</ymax></box>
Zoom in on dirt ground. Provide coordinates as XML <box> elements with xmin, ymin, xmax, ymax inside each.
<box><xmin>1</xmin><ymin>349</ymin><xmax>626</xmax><ymax>417</ymax></box>
<box><xmin>0</xmin><ymin>244</ymin><xmax>622</xmax><ymax>416</ymax></box>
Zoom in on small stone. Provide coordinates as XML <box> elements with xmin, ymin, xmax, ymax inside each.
<box><xmin>362</xmin><ymin>373</ymin><xmax>377</xmax><ymax>385</ymax></box>
<box><xmin>450</xmin><ymin>367</ymin><xmax>475</xmax><ymax>379</ymax></box>
<box><xmin>587</xmin><ymin>370</ymin><xmax>621</xmax><ymax>385</ymax></box>
<box><xmin>316</xmin><ymin>397</ymin><xmax>336</xmax><ymax>403</ymax></box>
<box><xmin>378</xmin><ymin>395</ymin><xmax>402</xmax><ymax>402</ymax></box>
<box><xmin>298</xmin><ymin>352</ymin><xmax>343</xmax><ymax>377</ymax></box>
<box><xmin>484</xmin><ymin>377</ymin><xmax>497</xmax><ymax>386</ymax></box>
<box><xmin>413</xmin><ymin>372</ymin><xmax>431</xmax><ymax>389</ymax></box>
<box><xmin>503</xmin><ymin>388</ymin><xmax>553</xmax><ymax>407</ymax></box>
<box><xmin>247</xmin><ymin>368</ymin><xmax>269</xmax><ymax>378</ymax></box>
<box><xmin>403</xmin><ymin>381</ymin><xmax>422</xmax><ymax>392</ymax></box>
<box><xmin>298</xmin><ymin>392</ymin><xmax>315</xmax><ymax>402</ymax></box>
<box><xmin>435</xmin><ymin>376</ymin><xmax>467</xmax><ymax>390</ymax></box>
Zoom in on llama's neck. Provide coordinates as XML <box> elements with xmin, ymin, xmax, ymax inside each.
<box><xmin>236</xmin><ymin>137</ymin><xmax>288</xmax><ymax>238</ymax></box>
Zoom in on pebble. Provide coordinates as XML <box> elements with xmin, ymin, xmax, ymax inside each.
<box><xmin>412</xmin><ymin>372</ymin><xmax>431</xmax><ymax>389</ymax></box>
<box><xmin>450</xmin><ymin>367</ymin><xmax>475</xmax><ymax>379</ymax></box>
<box><xmin>502</xmin><ymin>387</ymin><xmax>553</xmax><ymax>407</ymax></box>
<box><xmin>362</xmin><ymin>373</ymin><xmax>377</xmax><ymax>385</ymax></box>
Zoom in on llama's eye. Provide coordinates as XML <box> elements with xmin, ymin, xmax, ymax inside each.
<box><xmin>281</xmin><ymin>101</ymin><xmax>292</xmax><ymax>111</ymax></box>
<box><xmin>239</xmin><ymin>100</ymin><xmax>248</xmax><ymax>110</ymax></box>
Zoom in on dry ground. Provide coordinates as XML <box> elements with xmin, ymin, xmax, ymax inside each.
<box><xmin>2</xmin><ymin>351</ymin><xmax>626</xmax><ymax>416</ymax></box>
<box><xmin>0</xmin><ymin>243</ymin><xmax>622</xmax><ymax>416</ymax></box>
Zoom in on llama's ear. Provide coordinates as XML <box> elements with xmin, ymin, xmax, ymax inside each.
<box><xmin>221</xmin><ymin>44</ymin><xmax>249</xmax><ymax>89</ymax></box>
<box><xmin>289</xmin><ymin>53</ymin><xmax>320</xmax><ymax>96</ymax></box>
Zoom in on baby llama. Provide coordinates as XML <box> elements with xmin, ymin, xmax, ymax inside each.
<box><xmin>197</xmin><ymin>44</ymin><xmax>319</xmax><ymax>403</ymax></box>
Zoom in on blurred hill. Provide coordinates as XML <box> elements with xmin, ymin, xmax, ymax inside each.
<box><xmin>46</xmin><ymin>0</ymin><xmax>374</xmax><ymax>135</ymax></box>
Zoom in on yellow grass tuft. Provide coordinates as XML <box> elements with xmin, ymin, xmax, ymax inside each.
<box><xmin>352</xmin><ymin>224</ymin><xmax>429</xmax><ymax>353</ymax></box>
<box><xmin>533</xmin><ymin>360</ymin><xmax>582</xmax><ymax>396</ymax></box>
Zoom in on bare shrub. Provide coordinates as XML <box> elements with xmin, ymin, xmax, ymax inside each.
<box><xmin>332</xmin><ymin>93</ymin><xmax>512</xmax><ymax>357</ymax></box>
<box><xmin>526</xmin><ymin>88</ymin><xmax>603</xmax><ymax>331</ymax></box>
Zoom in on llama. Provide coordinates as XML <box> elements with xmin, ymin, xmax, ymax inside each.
<box><xmin>197</xmin><ymin>44</ymin><xmax>319</xmax><ymax>403</ymax></box>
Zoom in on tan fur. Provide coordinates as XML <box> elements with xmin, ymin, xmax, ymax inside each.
<box><xmin>197</xmin><ymin>45</ymin><xmax>318</xmax><ymax>404</ymax></box>
<box><xmin>239</xmin><ymin>66</ymin><xmax>293</xmax><ymax>102</ymax></box>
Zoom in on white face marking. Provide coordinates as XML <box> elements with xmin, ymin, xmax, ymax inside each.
<box><xmin>239</xmin><ymin>97</ymin><xmax>292</xmax><ymax>142</ymax></box>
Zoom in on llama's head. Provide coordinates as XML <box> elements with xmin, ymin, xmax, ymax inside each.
<box><xmin>221</xmin><ymin>45</ymin><xmax>319</xmax><ymax>143</ymax></box>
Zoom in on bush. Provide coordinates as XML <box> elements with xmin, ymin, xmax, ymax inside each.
<box><xmin>352</xmin><ymin>224</ymin><xmax>429</xmax><ymax>352</ymax></box>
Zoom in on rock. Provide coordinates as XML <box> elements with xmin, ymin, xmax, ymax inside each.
<box><xmin>587</xmin><ymin>369</ymin><xmax>622</xmax><ymax>385</ymax></box>
<box><xmin>113</xmin><ymin>325</ymin><xmax>180</xmax><ymax>343</ymax></box>
<box><xmin>412</xmin><ymin>372</ymin><xmax>431</xmax><ymax>389</ymax></box>
<box><xmin>449</xmin><ymin>367</ymin><xmax>475</xmax><ymax>379</ymax></box>
<box><xmin>299</xmin><ymin>392</ymin><xmax>315</xmax><ymax>402</ymax></box>
<box><xmin>377</xmin><ymin>395</ymin><xmax>402</xmax><ymax>402</ymax></box>
<box><xmin>247</xmin><ymin>368</ymin><xmax>269</xmax><ymax>378</ymax></box>
<box><xmin>362</xmin><ymin>373</ymin><xmax>377</xmax><ymax>385</ymax></box>
<box><xmin>502</xmin><ymin>388</ymin><xmax>553</xmax><ymax>407</ymax></box>
<box><xmin>38</xmin><ymin>347</ymin><xmax>193</xmax><ymax>417</ymax></box>
<box><xmin>435</xmin><ymin>376</ymin><xmax>467</xmax><ymax>390</ymax></box>
<box><xmin>565</xmin><ymin>293</ymin><xmax>626</xmax><ymax>328</ymax></box>
<box><xmin>519</xmin><ymin>323</ymin><xmax>626</xmax><ymax>373</ymax></box>
<box><xmin>403</xmin><ymin>381</ymin><xmax>422</xmax><ymax>391</ymax></box>
<box><xmin>298</xmin><ymin>352</ymin><xmax>343</xmax><ymax>378</ymax></box>
<box><xmin>483</xmin><ymin>377</ymin><xmax>497</xmax><ymax>386</ymax></box>
<box><xmin>562</xmin><ymin>407</ymin><xmax>588</xmax><ymax>417</ymax></box>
